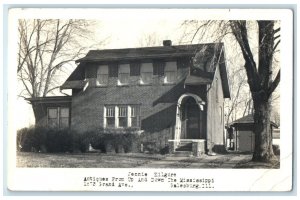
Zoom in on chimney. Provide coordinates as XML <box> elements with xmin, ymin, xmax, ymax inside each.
<box><xmin>163</xmin><ymin>40</ymin><xmax>172</xmax><ymax>46</ymax></box>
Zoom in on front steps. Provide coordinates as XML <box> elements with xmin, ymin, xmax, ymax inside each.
<box><xmin>169</xmin><ymin>139</ymin><xmax>207</xmax><ymax>157</ymax></box>
<box><xmin>173</xmin><ymin>142</ymin><xmax>193</xmax><ymax>156</ymax></box>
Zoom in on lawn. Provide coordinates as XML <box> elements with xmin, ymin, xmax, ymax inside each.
<box><xmin>16</xmin><ymin>152</ymin><xmax>167</xmax><ymax>168</ymax></box>
<box><xmin>16</xmin><ymin>152</ymin><xmax>280</xmax><ymax>168</ymax></box>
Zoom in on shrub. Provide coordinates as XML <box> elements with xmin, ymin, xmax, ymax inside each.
<box><xmin>45</xmin><ymin>128</ymin><xmax>73</xmax><ymax>153</ymax></box>
<box><xmin>17</xmin><ymin>126</ymin><xmax>75</xmax><ymax>153</ymax></box>
<box><xmin>72</xmin><ymin>132</ymin><xmax>90</xmax><ymax>153</ymax></box>
<box><xmin>87</xmin><ymin>128</ymin><xmax>141</xmax><ymax>153</ymax></box>
<box><xmin>17</xmin><ymin>126</ymin><xmax>142</xmax><ymax>153</ymax></box>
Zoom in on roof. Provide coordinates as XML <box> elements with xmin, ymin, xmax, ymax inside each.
<box><xmin>229</xmin><ymin>114</ymin><xmax>278</xmax><ymax>128</ymax></box>
<box><xmin>63</xmin><ymin>42</ymin><xmax>230</xmax><ymax>98</ymax></box>
<box><xmin>76</xmin><ymin>43</ymin><xmax>222</xmax><ymax>63</ymax></box>
<box><xmin>60</xmin><ymin>80</ymin><xmax>87</xmax><ymax>90</ymax></box>
<box><xmin>26</xmin><ymin>96</ymin><xmax>72</xmax><ymax>104</ymax></box>
<box><xmin>184</xmin><ymin>75</ymin><xmax>213</xmax><ymax>85</ymax></box>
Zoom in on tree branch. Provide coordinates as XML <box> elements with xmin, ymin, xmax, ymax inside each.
<box><xmin>268</xmin><ymin>69</ymin><xmax>280</xmax><ymax>97</ymax></box>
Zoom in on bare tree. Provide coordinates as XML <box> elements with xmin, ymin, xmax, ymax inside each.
<box><xmin>181</xmin><ymin>20</ymin><xmax>280</xmax><ymax>162</ymax></box>
<box><xmin>17</xmin><ymin>19</ymin><xmax>97</xmax><ymax>98</ymax></box>
<box><xmin>138</xmin><ymin>32</ymin><xmax>162</xmax><ymax>47</ymax></box>
<box><xmin>17</xmin><ymin>19</ymin><xmax>107</xmax><ymax>120</ymax></box>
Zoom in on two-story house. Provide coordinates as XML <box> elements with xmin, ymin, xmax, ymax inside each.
<box><xmin>27</xmin><ymin>40</ymin><xmax>230</xmax><ymax>155</ymax></box>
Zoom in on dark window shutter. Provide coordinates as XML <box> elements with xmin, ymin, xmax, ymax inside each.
<box><xmin>109</xmin><ymin>63</ymin><xmax>118</xmax><ymax>77</ymax></box>
<box><xmin>153</xmin><ymin>61</ymin><xmax>165</xmax><ymax>76</ymax></box>
<box><xmin>85</xmin><ymin>66</ymin><xmax>97</xmax><ymax>78</ymax></box>
<box><xmin>130</xmin><ymin>62</ymin><xmax>141</xmax><ymax>76</ymax></box>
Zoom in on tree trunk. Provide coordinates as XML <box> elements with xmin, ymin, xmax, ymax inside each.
<box><xmin>252</xmin><ymin>95</ymin><xmax>276</xmax><ymax>162</ymax></box>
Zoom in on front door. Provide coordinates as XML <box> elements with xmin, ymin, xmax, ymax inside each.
<box><xmin>186</xmin><ymin>99</ymin><xmax>200</xmax><ymax>139</ymax></box>
<box><xmin>180</xmin><ymin>97</ymin><xmax>201</xmax><ymax>139</ymax></box>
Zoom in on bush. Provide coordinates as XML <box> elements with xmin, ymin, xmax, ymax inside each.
<box><xmin>87</xmin><ymin>128</ymin><xmax>141</xmax><ymax>153</ymax></box>
<box><xmin>72</xmin><ymin>132</ymin><xmax>90</xmax><ymax>153</ymax></box>
<box><xmin>17</xmin><ymin>126</ymin><xmax>141</xmax><ymax>154</ymax></box>
<box><xmin>17</xmin><ymin>126</ymin><xmax>76</xmax><ymax>153</ymax></box>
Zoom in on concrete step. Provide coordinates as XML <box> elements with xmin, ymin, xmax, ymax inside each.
<box><xmin>176</xmin><ymin>142</ymin><xmax>192</xmax><ymax>151</ymax></box>
<box><xmin>173</xmin><ymin>151</ymin><xmax>193</xmax><ymax>157</ymax></box>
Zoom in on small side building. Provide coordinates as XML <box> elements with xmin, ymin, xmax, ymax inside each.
<box><xmin>226</xmin><ymin>114</ymin><xmax>279</xmax><ymax>153</ymax></box>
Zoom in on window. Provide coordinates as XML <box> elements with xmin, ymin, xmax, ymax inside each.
<box><xmin>131</xmin><ymin>105</ymin><xmax>140</xmax><ymax>127</ymax></box>
<box><xmin>118</xmin><ymin>106</ymin><xmax>128</xmax><ymax>127</ymax></box>
<box><xmin>164</xmin><ymin>62</ymin><xmax>177</xmax><ymax>83</ymax></box>
<box><xmin>60</xmin><ymin>108</ymin><xmax>70</xmax><ymax>128</ymax></box>
<box><xmin>118</xmin><ymin>64</ymin><xmax>130</xmax><ymax>85</ymax></box>
<box><xmin>96</xmin><ymin>65</ymin><xmax>108</xmax><ymax>86</ymax></box>
<box><xmin>48</xmin><ymin>108</ymin><xmax>58</xmax><ymax>128</ymax></box>
<box><xmin>104</xmin><ymin>105</ymin><xmax>140</xmax><ymax>128</ymax></box>
<box><xmin>47</xmin><ymin>107</ymin><xmax>69</xmax><ymax>128</ymax></box>
<box><xmin>140</xmin><ymin>63</ymin><xmax>153</xmax><ymax>85</ymax></box>
<box><xmin>106</xmin><ymin>106</ymin><xmax>115</xmax><ymax>127</ymax></box>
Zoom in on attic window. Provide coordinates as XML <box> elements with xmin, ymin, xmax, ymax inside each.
<box><xmin>118</xmin><ymin>64</ymin><xmax>130</xmax><ymax>85</ymax></box>
<box><xmin>140</xmin><ymin>63</ymin><xmax>153</xmax><ymax>85</ymax></box>
<box><xmin>96</xmin><ymin>65</ymin><xmax>109</xmax><ymax>86</ymax></box>
<box><xmin>164</xmin><ymin>61</ymin><xmax>177</xmax><ymax>84</ymax></box>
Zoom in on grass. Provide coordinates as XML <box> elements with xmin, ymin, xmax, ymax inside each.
<box><xmin>16</xmin><ymin>152</ymin><xmax>166</xmax><ymax>168</ymax></box>
<box><xmin>16</xmin><ymin>152</ymin><xmax>280</xmax><ymax>168</ymax></box>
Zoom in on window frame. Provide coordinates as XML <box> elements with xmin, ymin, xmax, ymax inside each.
<box><xmin>105</xmin><ymin>106</ymin><xmax>116</xmax><ymax>128</ymax></box>
<box><xmin>104</xmin><ymin>105</ymin><xmax>140</xmax><ymax>128</ymax></box>
<box><xmin>118</xmin><ymin>106</ymin><xmax>128</xmax><ymax>127</ymax></box>
<box><xmin>140</xmin><ymin>63</ymin><xmax>153</xmax><ymax>85</ymax></box>
<box><xmin>96</xmin><ymin>65</ymin><xmax>109</xmax><ymax>86</ymax></box>
<box><xmin>164</xmin><ymin>61</ymin><xmax>177</xmax><ymax>84</ymax></box>
<box><xmin>47</xmin><ymin>107</ymin><xmax>70</xmax><ymax>129</ymax></box>
<box><xmin>118</xmin><ymin>64</ymin><xmax>130</xmax><ymax>86</ymax></box>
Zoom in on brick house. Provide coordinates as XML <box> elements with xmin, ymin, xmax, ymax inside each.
<box><xmin>27</xmin><ymin>41</ymin><xmax>230</xmax><ymax>155</ymax></box>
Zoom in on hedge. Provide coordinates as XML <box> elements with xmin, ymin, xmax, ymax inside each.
<box><xmin>16</xmin><ymin>126</ymin><xmax>141</xmax><ymax>153</ymax></box>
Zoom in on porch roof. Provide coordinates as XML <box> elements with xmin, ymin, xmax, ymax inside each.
<box><xmin>60</xmin><ymin>80</ymin><xmax>87</xmax><ymax>90</ymax></box>
<box><xmin>184</xmin><ymin>75</ymin><xmax>213</xmax><ymax>85</ymax></box>
<box><xmin>26</xmin><ymin>96</ymin><xmax>72</xmax><ymax>104</ymax></box>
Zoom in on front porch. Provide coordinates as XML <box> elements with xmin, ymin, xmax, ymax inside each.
<box><xmin>169</xmin><ymin>93</ymin><xmax>207</xmax><ymax>157</ymax></box>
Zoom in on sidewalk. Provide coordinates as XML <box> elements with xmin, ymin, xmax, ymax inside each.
<box><xmin>137</xmin><ymin>153</ymin><xmax>279</xmax><ymax>169</ymax></box>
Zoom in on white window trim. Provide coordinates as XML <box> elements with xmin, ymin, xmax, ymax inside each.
<box><xmin>140</xmin><ymin>63</ymin><xmax>153</xmax><ymax>85</ymax></box>
<box><xmin>118</xmin><ymin>64</ymin><xmax>130</xmax><ymax>86</ymax></box>
<box><xmin>164</xmin><ymin>61</ymin><xmax>177</xmax><ymax>84</ymax></box>
<box><xmin>96</xmin><ymin>65</ymin><xmax>109</xmax><ymax>86</ymax></box>
<box><xmin>103</xmin><ymin>105</ymin><xmax>140</xmax><ymax>128</ymax></box>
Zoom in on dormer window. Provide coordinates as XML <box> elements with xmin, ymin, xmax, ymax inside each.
<box><xmin>140</xmin><ymin>63</ymin><xmax>153</xmax><ymax>85</ymax></box>
<box><xmin>96</xmin><ymin>65</ymin><xmax>108</xmax><ymax>86</ymax></box>
<box><xmin>118</xmin><ymin>64</ymin><xmax>130</xmax><ymax>85</ymax></box>
<box><xmin>164</xmin><ymin>61</ymin><xmax>177</xmax><ymax>84</ymax></box>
